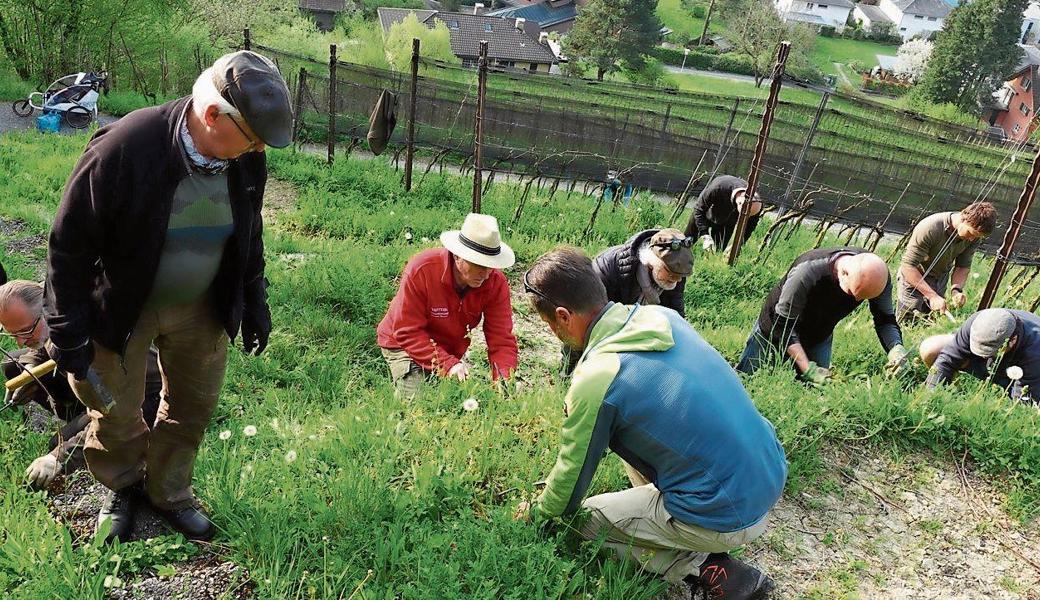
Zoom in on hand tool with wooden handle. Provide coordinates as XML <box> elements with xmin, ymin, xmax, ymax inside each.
<box><xmin>4</xmin><ymin>359</ymin><xmax>57</xmax><ymax>391</ymax></box>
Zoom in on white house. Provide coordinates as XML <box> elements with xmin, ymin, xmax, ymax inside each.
<box><xmin>1022</xmin><ymin>1</ymin><xmax>1040</xmax><ymax>44</ymax></box>
<box><xmin>876</xmin><ymin>0</ymin><xmax>951</xmax><ymax>40</ymax></box>
<box><xmin>774</xmin><ymin>0</ymin><xmax>854</xmax><ymax>32</ymax></box>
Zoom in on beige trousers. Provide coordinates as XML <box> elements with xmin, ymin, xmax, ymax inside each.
<box><xmin>581</xmin><ymin>463</ymin><xmax>769</xmax><ymax>583</ymax></box>
<box><xmin>380</xmin><ymin>347</ymin><xmax>426</xmax><ymax>399</ymax></box>
<box><xmin>70</xmin><ymin>298</ymin><xmax>228</xmax><ymax>509</ymax></box>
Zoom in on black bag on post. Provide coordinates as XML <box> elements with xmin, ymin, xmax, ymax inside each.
<box><xmin>367</xmin><ymin>89</ymin><xmax>398</xmax><ymax>156</ymax></box>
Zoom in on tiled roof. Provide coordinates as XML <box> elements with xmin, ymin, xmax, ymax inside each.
<box><xmin>819</xmin><ymin>0</ymin><xmax>855</xmax><ymax>8</ymax></box>
<box><xmin>299</xmin><ymin>0</ymin><xmax>346</xmax><ymax>12</ymax></box>
<box><xmin>1017</xmin><ymin>43</ymin><xmax>1040</xmax><ymax>71</ymax></box>
<box><xmin>486</xmin><ymin>1</ymin><xmax>578</xmax><ymax>28</ymax></box>
<box><xmin>892</xmin><ymin>0</ymin><xmax>951</xmax><ymax>18</ymax></box>
<box><xmin>855</xmin><ymin>4</ymin><xmax>894</xmax><ymax>23</ymax></box>
<box><xmin>377</xmin><ymin>8</ymin><xmax>558</xmax><ymax>64</ymax></box>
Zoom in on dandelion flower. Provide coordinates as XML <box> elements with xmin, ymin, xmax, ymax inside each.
<box><xmin>421</xmin><ymin>237</ymin><xmax>431</xmax><ymax>243</ymax></box>
<box><xmin>405</xmin><ymin>231</ymin><xmax>413</xmax><ymax>242</ymax></box>
<box><xmin>972</xmin><ymin>273</ymin><xmax>980</xmax><ymax>279</ymax></box>
<box><xmin>243</xmin><ymin>425</ymin><xmax>258</xmax><ymax>437</ymax></box>
<box><xmin>462</xmin><ymin>398</ymin><xmax>479</xmax><ymax>412</ymax></box>
<box><xmin>219</xmin><ymin>430</ymin><xmax>232</xmax><ymax>441</ymax></box>
<box><xmin>1007</xmin><ymin>366</ymin><xmax>1024</xmax><ymax>381</ymax></box>
<box><xmin>285</xmin><ymin>450</ymin><xmax>298</xmax><ymax>463</ymax></box>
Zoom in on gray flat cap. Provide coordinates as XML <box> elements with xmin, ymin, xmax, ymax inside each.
<box><xmin>969</xmin><ymin>308</ymin><xmax>1017</xmax><ymax>358</ymax></box>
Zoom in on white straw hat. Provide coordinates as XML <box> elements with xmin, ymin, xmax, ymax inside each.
<box><xmin>440</xmin><ymin>213</ymin><xmax>515</xmax><ymax>269</ymax></box>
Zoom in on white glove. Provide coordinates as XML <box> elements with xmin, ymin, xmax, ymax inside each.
<box><xmin>701</xmin><ymin>235</ymin><xmax>716</xmax><ymax>252</ymax></box>
<box><xmin>25</xmin><ymin>454</ymin><xmax>61</xmax><ymax>489</ymax></box>
<box><xmin>448</xmin><ymin>362</ymin><xmax>470</xmax><ymax>382</ymax></box>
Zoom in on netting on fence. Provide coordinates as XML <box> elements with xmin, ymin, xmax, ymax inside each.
<box><xmin>256</xmin><ymin>40</ymin><xmax>1040</xmax><ymax>263</ymax></box>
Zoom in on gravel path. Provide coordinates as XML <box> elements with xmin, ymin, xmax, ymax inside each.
<box><xmin>0</xmin><ymin>101</ymin><xmax>118</xmax><ymax>135</ymax></box>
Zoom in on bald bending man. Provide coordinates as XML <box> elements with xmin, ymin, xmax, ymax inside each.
<box><xmin>737</xmin><ymin>248</ymin><xmax>907</xmax><ymax>384</ymax></box>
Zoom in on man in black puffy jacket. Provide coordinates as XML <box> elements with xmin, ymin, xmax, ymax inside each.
<box><xmin>560</xmin><ymin>229</ymin><xmax>693</xmax><ymax>372</ymax></box>
<box><xmin>44</xmin><ymin>51</ymin><xmax>290</xmax><ymax>543</ymax></box>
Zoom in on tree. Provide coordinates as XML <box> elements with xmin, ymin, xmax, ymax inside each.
<box><xmin>915</xmin><ymin>0</ymin><xmax>1029</xmax><ymax>112</ymax></box>
<box><xmin>383</xmin><ymin>14</ymin><xmax>458</xmax><ymax>72</ymax></box>
<box><xmin>894</xmin><ymin>39</ymin><xmax>933</xmax><ymax>83</ymax></box>
<box><xmin>718</xmin><ymin>0</ymin><xmax>815</xmax><ymax>87</ymax></box>
<box><xmin>564</xmin><ymin>0</ymin><xmax>663</xmax><ymax>81</ymax></box>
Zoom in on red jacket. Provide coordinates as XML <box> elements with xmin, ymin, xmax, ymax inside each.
<box><xmin>377</xmin><ymin>248</ymin><xmax>518</xmax><ymax>379</ymax></box>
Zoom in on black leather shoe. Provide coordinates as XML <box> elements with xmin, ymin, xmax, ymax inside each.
<box><xmin>152</xmin><ymin>503</ymin><xmax>215</xmax><ymax>541</ymax></box>
<box><xmin>686</xmin><ymin>553</ymin><xmax>775</xmax><ymax>599</ymax></box>
<box><xmin>97</xmin><ymin>484</ymin><xmax>141</xmax><ymax>544</ymax></box>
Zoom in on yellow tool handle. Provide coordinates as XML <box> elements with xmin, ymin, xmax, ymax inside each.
<box><xmin>4</xmin><ymin>359</ymin><xmax>57</xmax><ymax>391</ymax></box>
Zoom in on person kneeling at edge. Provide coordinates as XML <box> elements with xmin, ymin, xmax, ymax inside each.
<box><xmin>684</xmin><ymin>175</ymin><xmax>764</xmax><ymax>253</ymax></box>
<box><xmin>920</xmin><ymin>308</ymin><xmax>1040</xmax><ymax>405</ymax></box>
<box><xmin>377</xmin><ymin>213</ymin><xmax>518</xmax><ymax>398</ymax></box>
<box><xmin>736</xmin><ymin>247</ymin><xmax>908</xmax><ymax>384</ymax></box>
<box><xmin>896</xmin><ymin>202</ymin><xmax>996</xmax><ymax>321</ymax></box>
<box><xmin>558</xmin><ymin>228</ymin><xmax>693</xmax><ymax>374</ymax></box>
<box><xmin>0</xmin><ymin>280</ymin><xmax>162</xmax><ymax>491</ymax></box>
<box><xmin>515</xmin><ymin>247</ymin><xmax>787</xmax><ymax>599</ymax></box>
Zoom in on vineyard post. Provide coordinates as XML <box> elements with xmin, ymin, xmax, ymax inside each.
<box><xmin>472</xmin><ymin>41</ymin><xmax>488</xmax><ymax>213</ymax></box>
<box><xmin>979</xmin><ymin>143</ymin><xmax>1040</xmax><ymax>309</ymax></box>
<box><xmin>291</xmin><ymin>68</ymin><xmax>306</xmax><ymax>145</ymax></box>
<box><xmin>728</xmin><ymin>41</ymin><xmax>791</xmax><ymax>266</ymax></box>
<box><xmin>405</xmin><ymin>38</ymin><xmax>420</xmax><ymax>192</ymax></box>
<box><xmin>327</xmin><ymin>44</ymin><xmax>337</xmax><ymax>165</ymax></box>
<box><xmin>781</xmin><ymin>91</ymin><xmax>828</xmax><ymax>215</ymax></box>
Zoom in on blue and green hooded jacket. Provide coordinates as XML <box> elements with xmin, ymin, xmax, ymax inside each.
<box><xmin>532</xmin><ymin>303</ymin><xmax>788</xmax><ymax>533</ymax></box>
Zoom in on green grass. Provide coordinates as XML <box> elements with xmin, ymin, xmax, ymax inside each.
<box><xmin>811</xmin><ymin>36</ymin><xmax>900</xmax><ymax>77</ymax></box>
<box><xmin>2</xmin><ymin>130</ymin><xmax>1040</xmax><ymax>597</ymax></box>
<box><xmin>656</xmin><ymin>0</ymin><xmax>716</xmax><ymax>43</ymax></box>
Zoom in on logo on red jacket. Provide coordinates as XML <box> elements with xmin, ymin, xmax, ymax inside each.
<box><xmin>431</xmin><ymin>307</ymin><xmax>449</xmax><ymax>318</ymax></box>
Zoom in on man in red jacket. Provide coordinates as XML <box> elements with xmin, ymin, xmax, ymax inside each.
<box><xmin>377</xmin><ymin>213</ymin><xmax>518</xmax><ymax>397</ymax></box>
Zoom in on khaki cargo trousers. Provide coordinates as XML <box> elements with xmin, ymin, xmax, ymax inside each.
<box><xmin>70</xmin><ymin>298</ymin><xmax>227</xmax><ymax>510</ymax></box>
<box><xmin>576</xmin><ymin>462</ymin><xmax>769</xmax><ymax>583</ymax></box>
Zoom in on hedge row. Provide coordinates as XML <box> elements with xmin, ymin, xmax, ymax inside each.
<box><xmin>652</xmin><ymin>46</ymin><xmax>823</xmax><ymax>83</ymax></box>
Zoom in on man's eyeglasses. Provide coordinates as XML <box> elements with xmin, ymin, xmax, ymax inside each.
<box><xmin>1</xmin><ymin>314</ymin><xmax>41</xmax><ymax>339</ymax></box>
<box><xmin>652</xmin><ymin>236</ymin><xmax>694</xmax><ymax>252</ymax></box>
<box><xmin>523</xmin><ymin>270</ymin><xmax>558</xmax><ymax>308</ymax></box>
<box><xmin>224</xmin><ymin>113</ymin><xmax>260</xmax><ymax>152</ymax></box>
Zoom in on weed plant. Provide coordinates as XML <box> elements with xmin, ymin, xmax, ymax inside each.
<box><xmin>0</xmin><ymin>130</ymin><xmax>1038</xmax><ymax>598</ymax></box>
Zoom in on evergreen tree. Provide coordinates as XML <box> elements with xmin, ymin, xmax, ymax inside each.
<box><xmin>916</xmin><ymin>0</ymin><xmax>1028</xmax><ymax>112</ymax></box>
<box><xmin>564</xmin><ymin>0</ymin><xmax>663</xmax><ymax>81</ymax></box>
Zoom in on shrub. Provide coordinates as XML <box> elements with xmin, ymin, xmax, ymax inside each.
<box><xmin>820</xmin><ymin>26</ymin><xmax>836</xmax><ymax>38</ymax></box>
<box><xmin>862</xmin><ymin>77</ymin><xmax>912</xmax><ymax>96</ymax></box>
<box><xmin>692</xmin><ymin>5</ymin><xmax>706</xmax><ymax>18</ymax></box>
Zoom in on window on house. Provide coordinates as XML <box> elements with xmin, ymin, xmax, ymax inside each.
<box><xmin>529</xmin><ymin>63</ymin><xmax>538</xmax><ymax>72</ymax></box>
<box><xmin>914</xmin><ymin>14</ymin><xmax>924</xmax><ymax>19</ymax></box>
<box><xmin>1014</xmin><ymin>123</ymin><xmax>1022</xmax><ymax>135</ymax></box>
<box><xmin>484</xmin><ymin>23</ymin><xmax>493</xmax><ymax>32</ymax></box>
<box><xmin>818</xmin><ymin>3</ymin><xmax>828</xmax><ymax>7</ymax></box>
<box><xmin>448</xmin><ymin>20</ymin><xmax>459</xmax><ymax>29</ymax></box>
<box><xmin>1021</xmin><ymin>102</ymin><xmax>1030</xmax><ymax>116</ymax></box>
<box><xmin>805</xmin><ymin>2</ymin><xmax>814</xmax><ymax>9</ymax></box>
<box><xmin>900</xmin><ymin>27</ymin><xmax>907</xmax><ymax>31</ymax></box>
<box><xmin>928</xmin><ymin>16</ymin><xmax>937</xmax><ymax>21</ymax></box>
<box><xmin>1022</xmin><ymin>75</ymin><xmax>1032</xmax><ymax>90</ymax></box>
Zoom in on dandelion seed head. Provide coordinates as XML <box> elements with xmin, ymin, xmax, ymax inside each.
<box><xmin>285</xmin><ymin>450</ymin><xmax>298</xmax><ymax>463</ymax></box>
<box><xmin>219</xmin><ymin>430</ymin><xmax>232</xmax><ymax>441</ymax></box>
<box><xmin>243</xmin><ymin>425</ymin><xmax>258</xmax><ymax>437</ymax></box>
<box><xmin>1007</xmin><ymin>366</ymin><xmax>1024</xmax><ymax>381</ymax></box>
<box><xmin>405</xmin><ymin>232</ymin><xmax>413</xmax><ymax>241</ymax></box>
<box><xmin>462</xmin><ymin>398</ymin><xmax>479</xmax><ymax>412</ymax></box>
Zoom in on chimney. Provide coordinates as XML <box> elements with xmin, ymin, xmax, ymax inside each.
<box><xmin>474</xmin><ymin>3</ymin><xmax>484</xmax><ymax>14</ymax></box>
<box><xmin>515</xmin><ymin>17</ymin><xmax>526</xmax><ymax>31</ymax></box>
<box><xmin>539</xmin><ymin>32</ymin><xmax>549</xmax><ymax>44</ymax></box>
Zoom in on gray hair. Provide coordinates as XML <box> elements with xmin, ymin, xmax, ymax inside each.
<box><xmin>191</xmin><ymin>67</ymin><xmax>240</xmax><ymax>121</ymax></box>
<box><xmin>0</xmin><ymin>280</ymin><xmax>44</xmax><ymax>315</ymax></box>
<box><xmin>638</xmin><ymin>243</ymin><xmax>667</xmax><ymax>271</ymax></box>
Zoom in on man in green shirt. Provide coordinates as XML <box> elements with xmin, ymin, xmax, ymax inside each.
<box><xmin>897</xmin><ymin>202</ymin><xmax>996</xmax><ymax>320</ymax></box>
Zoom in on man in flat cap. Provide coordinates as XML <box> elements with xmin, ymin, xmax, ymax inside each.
<box><xmin>557</xmin><ymin>229</ymin><xmax>693</xmax><ymax>374</ymax></box>
<box><xmin>45</xmin><ymin>50</ymin><xmax>292</xmax><ymax>543</ymax></box>
<box><xmin>920</xmin><ymin>308</ymin><xmax>1040</xmax><ymax>404</ymax></box>
<box><xmin>377</xmin><ymin>213</ymin><xmax>518</xmax><ymax>398</ymax></box>
<box><xmin>684</xmin><ymin>175</ymin><xmax>764</xmax><ymax>254</ymax></box>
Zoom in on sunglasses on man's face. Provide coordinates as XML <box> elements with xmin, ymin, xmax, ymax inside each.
<box><xmin>653</xmin><ymin>236</ymin><xmax>695</xmax><ymax>252</ymax></box>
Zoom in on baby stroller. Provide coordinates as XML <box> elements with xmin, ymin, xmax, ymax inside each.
<box><xmin>12</xmin><ymin>71</ymin><xmax>107</xmax><ymax>129</ymax></box>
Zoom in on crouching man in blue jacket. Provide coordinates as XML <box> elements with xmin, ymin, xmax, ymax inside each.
<box><xmin>515</xmin><ymin>247</ymin><xmax>788</xmax><ymax>599</ymax></box>
<box><xmin>921</xmin><ymin>308</ymin><xmax>1040</xmax><ymax>404</ymax></box>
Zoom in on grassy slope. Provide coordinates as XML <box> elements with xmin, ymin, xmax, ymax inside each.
<box><xmin>811</xmin><ymin>37</ymin><xmax>900</xmax><ymax>77</ymax></box>
<box><xmin>657</xmin><ymin>0</ymin><xmax>713</xmax><ymax>41</ymax></box>
<box><xmin>1</xmin><ymin>131</ymin><xmax>1039</xmax><ymax>597</ymax></box>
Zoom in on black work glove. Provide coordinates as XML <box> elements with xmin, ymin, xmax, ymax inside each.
<box><xmin>241</xmin><ymin>305</ymin><xmax>271</xmax><ymax>356</ymax></box>
<box><xmin>45</xmin><ymin>340</ymin><xmax>93</xmax><ymax>381</ymax></box>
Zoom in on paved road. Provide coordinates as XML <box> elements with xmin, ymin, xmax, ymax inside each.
<box><xmin>664</xmin><ymin>65</ymin><xmax>834</xmax><ymax>94</ymax></box>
